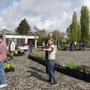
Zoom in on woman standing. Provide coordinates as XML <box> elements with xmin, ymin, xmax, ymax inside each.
<box><xmin>43</xmin><ymin>40</ymin><xmax>57</xmax><ymax>85</ymax></box>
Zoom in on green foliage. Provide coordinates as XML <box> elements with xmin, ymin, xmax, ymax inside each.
<box><xmin>70</xmin><ymin>12</ymin><xmax>81</xmax><ymax>42</ymax></box>
<box><xmin>52</xmin><ymin>30</ymin><xmax>65</xmax><ymax>40</ymax></box>
<box><xmin>34</xmin><ymin>27</ymin><xmax>47</xmax><ymax>45</ymax></box>
<box><xmin>52</xmin><ymin>30</ymin><xmax>65</xmax><ymax>49</ymax></box>
<box><xmin>87</xmin><ymin>41</ymin><xmax>90</xmax><ymax>48</ymax></box>
<box><xmin>14</xmin><ymin>50</ymin><xmax>19</xmax><ymax>54</ymax></box>
<box><xmin>58</xmin><ymin>40</ymin><xmax>65</xmax><ymax>49</ymax></box>
<box><xmin>72</xmin><ymin>12</ymin><xmax>78</xmax><ymax>42</ymax></box>
<box><xmin>15</xmin><ymin>18</ymin><xmax>31</xmax><ymax>35</ymax></box>
<box><xmin>80</xmin><ymin>5</ymin><xmax>89</xmax><ymax>41</ymax></box>
<box><xmin>66</xmin><ymin>64</ymin><xmax>90</xmax><ymax>73</ymax></box>
<box><xmin>18</xmin><ymin>49</ymin><xmax>24</xmax><ymax>52</ymax></box>
<box><xmin>66</xmin><ymin>63</ymin><xmax>81</xmax><ymax>69</ymax></box>
<box><xmin>67</xmin><ymin>12</ymin><xmax>81</xmax><ymax>43</ymax></box>
<box><xmin>37</xmin><ymin>36</ymin><xmax>44</xmax><ymax>45</ymax></box>
<box><xmin>30</xmin><ymin>53</ymin><xmax>45</xmax><ymax>60</ymax></box>
<box><xmin>66</xmin><ymin>25</ymin><xmax>72</xmax><ymax>40</ymax></box>
<box><xmin>4</xmin><ymin>62</ymin><xmax>15</xmax><ymax>69</ymax></box>
<box><xmin>77</xmin><ymin>24</ymin><xmax>81</xmax><ymax>42</ymax></box>
<box><xmin>84</xmin><ymin>66</ymin><xmax>90</xmax><ymax>73</ymax></box>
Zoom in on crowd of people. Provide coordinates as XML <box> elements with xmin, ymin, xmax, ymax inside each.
<box><xmin>63</xmin><ymin>41</ymin><xmax>87</xmax><ymax>51</ymax></box>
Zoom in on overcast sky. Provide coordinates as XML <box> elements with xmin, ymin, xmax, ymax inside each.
<box><xmin>0</xmin><ymin>0</ymin><xmax>90</xmax><ymax>32</ymax></box>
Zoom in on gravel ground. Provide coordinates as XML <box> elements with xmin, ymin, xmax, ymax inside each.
<box><xmin>1</xmin><ymin>50</ymin><xmax>90</xmax><ymax>90</ymax></box>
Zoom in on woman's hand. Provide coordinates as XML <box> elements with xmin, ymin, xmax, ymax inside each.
<box><xmin>42</xmin><ymin>48</ymin><xmax>46</xmax><ymax>51</ymax></box>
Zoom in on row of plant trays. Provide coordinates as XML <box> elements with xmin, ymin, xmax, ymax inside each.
<box><xmin>28</xmin><ymin>54</ymin><xmax>90</xmax><ymax>82</ymax></box>
<box><xmin>14</xmin><ymin>50</ymin><xmax>25</xmax><ymax>56</ymax></box>
<box><xmin>55</xmin><ymin>65</ymin><xmax>90</xmax><ymax>82</ymax></box>
<box><xmin>28</xmin><ymin>55</ymin><xmax>45</xmax><ymax>65</ymax></box>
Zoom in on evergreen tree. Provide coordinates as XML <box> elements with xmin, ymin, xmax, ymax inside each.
<box><xmin>67</xmin><ymin>12</ymin><xmax>81</xmax><ymax>43</ymax></box>
<box><xmin>66</xmin><ymin>24</ymin><xmax>72</xmax><ymax>41</ymax></box>
<box><xmin>77</xmin><ymin>24</ymin><xmax>81</xmax><ymax>42</ymax></box>
<box><xmin>71</xmin><ymin>12</ymin><xmax>78</xmax><ymax>42</ymax></box>
<box><xmin>80</xmin><ymin>5</ymin><xmax>89</xmax><ymax>41</ymax></box>
<box><xmin>15</xmin><ymin>18</ymin><xmax>31</xmax><ymax>35</ymax></box>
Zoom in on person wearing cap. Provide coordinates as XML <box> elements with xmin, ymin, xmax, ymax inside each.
<box><xmin>0</xmin><ymin>35</ymin><xmax>8</xmax><ymax>88</ymax></box>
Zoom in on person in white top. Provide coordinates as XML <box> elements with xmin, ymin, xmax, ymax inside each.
<box><xmin>9</xmin><ymin>39</ymin><xmax>15</xmax><ymax>60</ymax></box>
<box><xmin>43</xmin><ymin>40</ymin><xmax>57</xmax><ymax>85</ymax></box>
<box><xmin>45</xmin><ymin>32</ymin><xmax>57</xmax><ymax>73</ymax></box>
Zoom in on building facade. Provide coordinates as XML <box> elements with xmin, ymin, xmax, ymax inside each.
<box><xmin>5</xmin><ymin>34</ymin><xmax>38</xmax><ymax>48</ymax></box>
<box><xmin>0</xmin><ymin>29</ymin><xmax>38</xmax><ymax>48</ymax></box>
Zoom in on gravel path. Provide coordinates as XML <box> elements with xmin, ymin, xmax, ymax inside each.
<box><xmin>1</xmin><ymin>51</ymin><xmax>90</xmax><ymax>90</ymax></box>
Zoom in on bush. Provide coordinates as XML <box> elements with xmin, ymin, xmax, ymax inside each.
<box><xmin>87</xmin><ymin>41</ymin><xmax>90</xmax><ymax>48</ymax></box>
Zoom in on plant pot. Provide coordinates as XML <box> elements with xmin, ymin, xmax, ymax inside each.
<box><xmin>62</xmin><ymin>68</ymin><xmax>73</xmax><ymax>76</ymax></box>
<box><xmin>14</xmin><ymin>53</ymin><xmax>18</xmax><ymax>56</ymax></box>
<box><xmin>83</xmin><ymin>73</ymin><xmax>90</xmax><ymax>82</ymax></box>
<box><xmin>28</xmin><ymin>55</ymin><xmax>35</xmax><ymax>60</ymax></box>
<box><xmin>63</xmin><ymin>68</ymin><xmax>84</xmax><ymax>80</ymax></box>
<box><xmin>72</xmin><ymin>70</ymin><xmax>84</xmax><ymax>80</ymax></box>
<box><xmin>18</xmin><ymin>51</ymin><xmax>23</xmax><ymax>56</ymax></box>
<box><xmin>5</xmin><ymin>67</ymin><xmax>15</xmax><ymax>72</ymax></box>
<box><xmin>55</xmin><ymin>65</ymin><xmax>67</xmax><ymax>74</ymax></box>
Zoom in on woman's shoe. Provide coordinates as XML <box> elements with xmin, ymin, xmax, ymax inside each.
<box><xmin>46</xmin><ymin>80</ymin><xmax>51</xmax><ymax>82</ymax></box>
<box><xmin>0</xmin><ymin>84</ymin><xmax>7</xmax><ymax>88</ymax></box>
<box><xmin>50</xmin><ymin>82</ymin><xmax>58</xmax><ymax>85</ymax></box>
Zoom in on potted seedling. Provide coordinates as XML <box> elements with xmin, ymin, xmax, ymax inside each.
<box><xmin>4</xmin><ymin>62</ymin><xmax>15</xmax><ymax>72</ymax></box>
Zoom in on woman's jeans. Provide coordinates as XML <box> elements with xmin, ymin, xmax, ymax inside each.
<box><xmin>0</xmin><ymin>61</ymin><xmax>7</xmax><ymax>84</ymax></box>
<box><xmin>30</xmin><ymin>47</ymin><xmax>32</xmax><ymax>52</ymax></box>
<box><xmin>48</xmin><ymin>60</ymin><xmax>57</xmax><ymax>83</ymax></box>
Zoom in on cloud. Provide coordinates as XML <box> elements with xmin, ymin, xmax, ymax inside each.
<box><xmin>0</xmin><ymin>0</ymin><xmax>89</xmax><ymax>33</ymax></box>
<box><xmin>83</xmin><ymin>0</ymin><xmax>90</xmax><ymax>9</ymax></box>
<box><xmin>0</xmin><ymin>0</ymin><xmax>5</xmax><ymax>3</ymax></box>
